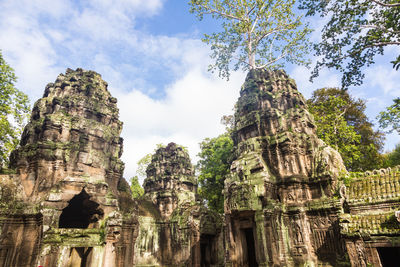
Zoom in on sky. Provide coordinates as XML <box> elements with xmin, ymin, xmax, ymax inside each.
<box><xmin>1</xmin><ymin>0</ymin><xmax>399</xmax><ymax>183</ymax></box>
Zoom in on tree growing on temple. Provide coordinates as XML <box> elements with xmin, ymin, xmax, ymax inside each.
<box><xmin>300</xmin><ymin>0</ymin><xmax>400</xmax><ymax>88</ymax></box>
<box><xmin>308</xmin><ymin>88</ymin><xmax>385</xmax><ymax>171</ymax></box>
<box><xmin>0</xmin><ymin>50</ymin><xmax>30</xmax><ymax>170</ymax></box>
<box><xmin>189</xmin><ymin>0</ymin><xmax>312</xmax><ymax>79</ymax></box>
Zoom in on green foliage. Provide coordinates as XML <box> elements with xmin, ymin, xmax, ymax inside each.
<box><xmin>383</xmin><ymin>144</ymin><xmax>400</xmax><ymax>167</ymax></box>
<box><xmin>130</xmin><ymin>176</ymin><xmax>144</xmax><ymax>199</ymax></box>
<box><xmin>189</xmin><ymin>0</ymin><xmax>312</xmax><ymax>79</ymax></box>
<box><xmin>300</xmin><ymin>0</ymin><xmax>400</xmax><ymax>88</ymax></box>
<box><xmin>0</xmin><ymin>50</ymin><xmax>30</xmax><ymax>169</ymax></box>
<box><xmin>197</xmin><ymin>133</ymin><xmax>234</xmax><ymax>213</ymax></box>
<box><xmin>308</xmin><ymin>88</ymin><xmax>385</xmax><ymax>171</ymax></box>
<box><xmin>378</xmin><ymin>98</ymin><xmax>400</xmax><ymax>135</ymax></box>
<box><xmin>136</xmin><ymin>153</ymin><xmax>153</xmax><ymax>179</ymax></box>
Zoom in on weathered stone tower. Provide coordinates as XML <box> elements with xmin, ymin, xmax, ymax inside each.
<box><xmin>1</xmin><ymin>68</ymin><xmax>137</xmax><ymax>266</ymax></box>
<box><xmin>224</xmin><ymin>69</ymin><xmax>347</xmax><ymax>266</ymax></box>
<box><xmin>135</xmin><ymin>143</ymin><xmax>224</xmax><ymax>266</ymax></box>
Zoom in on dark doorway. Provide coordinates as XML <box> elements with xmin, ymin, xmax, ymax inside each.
<box><xmin>243</xmin><ymin>228</ymin><xmax>258</xmax><ymax>267</ymax></box>
<box><xmin>67</xmin><ymin>247</ymin><xmax>93</xmax><ymax>267</ymax></box>
<box><xmin>200</xmin><ymin>234</ymin><xmax>215</xmax><ymax>267</ymax></box>
<box><xmin>59</xmin><ymin>189</ymin><xmax>103</xmax><ymax>228</ymax></box>
<box><xmin>377</xmin><ymin>247</ymin><xmax>400</xmax><ymax>267</ymax></box>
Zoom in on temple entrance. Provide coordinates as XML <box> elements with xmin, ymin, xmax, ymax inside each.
<box><xmin>59</xmin><ymin>189</ymin><xmax>103</xmax><ymax>229</ymax></box>
<box><xmin>200</xmin><ymin>234</ymin><xmax>216</xmax><ymax>266</ymax></box>
<box><xmin>377</xmin><ymin>247</ymin><xmax>400</xmax><ymax>267</ymax></box>
<box><xmin>241</xmin><ymin>228</ymin><xmax>258</xmax><ymax>267</ymax></box>
<box><xmin>66</xmin><ymin>247</ymin><xmax>93</xmax><ymax>267</ymax></box>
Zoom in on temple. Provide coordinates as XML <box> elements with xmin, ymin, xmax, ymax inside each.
<box><xmin>0</xmin><ymin>68</ymin><xmax>399</xmax><ymax>266</ymax></box>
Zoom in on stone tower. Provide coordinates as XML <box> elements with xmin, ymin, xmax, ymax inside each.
<box><xmin>143</xmin><ymin>142</ymin><xmax>197</xmax><ymax>218</ymax></box>
<box><xmin>1</xmin><ymin>68</ymin><xmax>137</xmax><ymax>267</ymax></box>
<box><xmin>135</xmin><ymin>143</ymin><xmax>224</xmax><ymax>266</ymax></box>
<box><xmin>224</xmin><ymin>69</ymin><xmax>347</xmax><ymax>266</ymax></box>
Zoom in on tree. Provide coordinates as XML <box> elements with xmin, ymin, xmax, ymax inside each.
<box><xmin>136</xmin><ymin>153</ymin><xmax>153</xmax><ymax>180</ymax></box>
<box><xmin>308</xmin><ymin>88</ymin><xmax>385</xmax><ymax>171</ymax></box>
<box><xmin>189</xmin><ymin>0</ymin><xmax>312</xmax><ymax>79</ymax></box>
<box><xmin>197</xmin><ymin>133</ymin><xmax>234</xmax><ymax>213</ymax></box>
<box><xmin>377</xmin><ymin>98</ymin><xmax>400</xmax><ymax>135</ymax></box>
<box><xmin>383</xmin><ymin>144</ymin><xmax>400</xmax><ymax>167</ymax></box>
<box><xmin>130</xmin><ymin>176</ymin><xmax>144</xmax><ymax>199</ymax></box>
<box><xmin>0</xmin><ymin>50</ymin><xmax>30</xmax><ymax>169</ymax></box>
<box><xmin>128</xmin><ymin>152</ymin><xmax>152</xmax><ymax>199</ymax></box>
<box><xmin>300</xmin><ymin>0</ymin><xmax>400</xmax><ymax>88</ymax></box>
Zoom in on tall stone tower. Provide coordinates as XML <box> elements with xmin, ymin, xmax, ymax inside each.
<box><xmin>224</xmin><ymin>69</ymin><xmax>347</xmax><ymax>266</ymax></box>
<box><xmin>2</xmin><ymin>68</ymin><xmax>137</xmax><ymax>267</ymax></box>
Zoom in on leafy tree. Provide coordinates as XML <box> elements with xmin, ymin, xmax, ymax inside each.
<box><xmin>0</xmin><ymin>50</ymin><xmax>30</xmax><ymax>169</ymax></box>
<box><xmin>308</xmin><ymin>88</ymin><xmax>385</xmax><ymax>171</ymax></box>
<box><xmin>300</xmin><ymin>0</ymin><xmax>400</xmax><ymax>88</ymax></box>
<box><xmin>383</xmin><ymin>144</ymin><xmax>400</xmax><ymax>167</ymax></box>
<box><xmin>197</xmin><ymin>133</ymin><xmax>234</xmax><ymax>213</ymax></box>
<box><xmin>377</xmin><ymin>98</ymin><xmax>400</xmax><ymax>135</ymax></box>
<box><xmin>136</xmin><ymin>153</ymin><xmax>153</xmax><ymax>180</ymax></box>
<box><xmin>189</xmin><ymin>0</ymin><xmax>312</xmax><ymax>79</ymax></box>
<box><xmin>130</xmin><ymin>176</ymin><xmax>144</xmax><ymax>199</ymax></box>
<box><xmin>128</xmin><ymin>152</ymin><xmax>152</xmax><ymax>198</ymax></box>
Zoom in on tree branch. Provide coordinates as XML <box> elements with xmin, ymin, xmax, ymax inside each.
<box><xmin>360</xmin><ymin>24</ymin><xmax>400</xmax><ymax>34</ymax></box>
<box><xmin>199</xmin><ymin>3</ymin><xmax>244</xmax><ymax>21</ymax></box>
<box><xmin>257</xmin><ymin>52</ymin><xmax>287</xmax><ymax>69</ymax></box>
<box><xmin>370</xmin><ymin>0</ymin><xmax>400</xmax><ymax>8</ymax></box>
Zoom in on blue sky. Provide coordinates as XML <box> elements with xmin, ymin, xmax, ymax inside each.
<box><xmin>1</xmin><ymin>0</ymin><xmax>399</xmax><ymax>182</ymax></box>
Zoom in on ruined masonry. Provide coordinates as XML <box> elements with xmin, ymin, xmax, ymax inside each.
<box><xmin>0</xmin><ymin>68</ymin><xmax>399</xmax><ymax>267</ymax></box>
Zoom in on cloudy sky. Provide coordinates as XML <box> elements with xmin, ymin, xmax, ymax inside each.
<box><xmin>1</xmin><ymin>0</ymin><xmax>399</xmax><ymax>183</ymax></box>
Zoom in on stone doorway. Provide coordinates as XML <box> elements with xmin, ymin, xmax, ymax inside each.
<box><xmin>200</xmin><ymin>234</ymin><xmax>216</xmax><ymax>266</ymax></box>
<box><xmin>59</xmin><ymin>189</ymin><xmax>103</xmax><ymax>229</ymax></box>
<box><xmin>241</xmin><ymin>228</ymin><xmax>258</xmax><ymax>267</ymax></box>
<box><xmin>377</xmin><ymin>247</ymin><xmax>400</xmax><ymax>267</ymax></box>
<box><xmin>66</xmin><ymin>247</ymin><xmax>93</xmax><ymax>267</ymax></box>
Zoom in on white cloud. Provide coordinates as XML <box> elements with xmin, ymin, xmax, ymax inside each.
<box><xmin>290</xmin><ymin>64</ymin><xmax>340</xmax><ymax>98</ymax></box>
<box><xmin>365</xmin><ymin>66</ymin><xmax>400</xmax><ymax>97</ymax></box>
<box><xmin>116</xmin><ymin>68</ymin><xmax>245</xmax><ymax>182</ymax></box>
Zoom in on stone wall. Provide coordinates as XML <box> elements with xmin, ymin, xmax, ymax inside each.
<box><xmin>340</xmin><ymin>167</ymin><xmax>400</xmax><ymax>267</ymax></box>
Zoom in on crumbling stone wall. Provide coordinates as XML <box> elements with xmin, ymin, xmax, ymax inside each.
<box><xmin>340</xmin><ymin>167</ymin><xmax>400</xmax><ymax>267</ymax></box>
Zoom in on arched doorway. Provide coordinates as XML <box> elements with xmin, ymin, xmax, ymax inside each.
<box><xmin>59</xmin><ymin>189</ymin><xmax>103</xmax><ymax>229</ymax></box>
